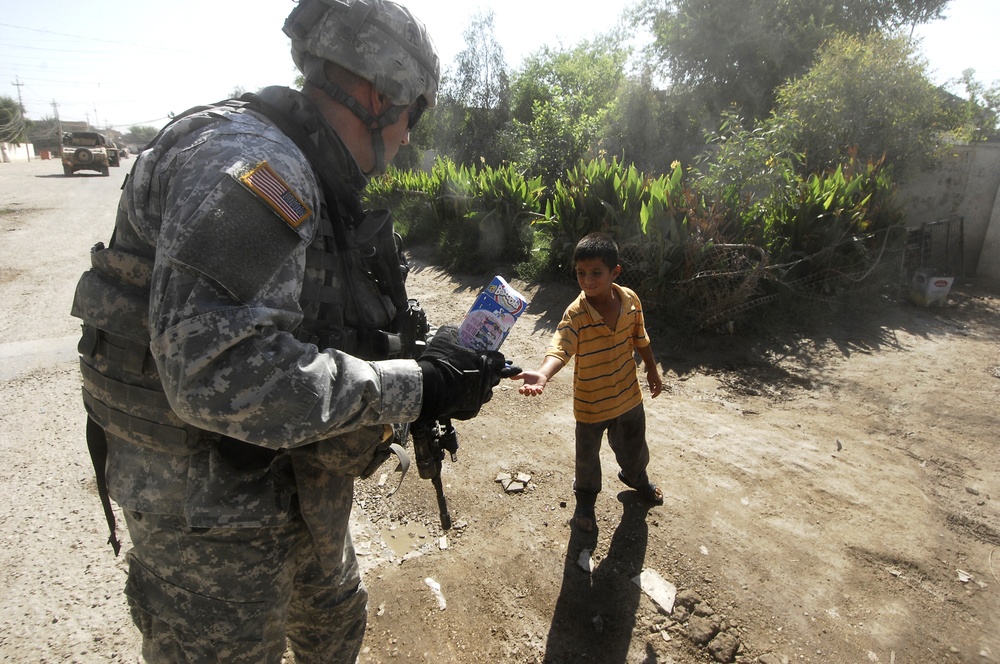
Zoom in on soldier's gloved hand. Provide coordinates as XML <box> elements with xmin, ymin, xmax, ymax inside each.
<box><xmin>417</xmin><ymin>325</ymin><xmax>508</xmax><ymax>421</ymax></box>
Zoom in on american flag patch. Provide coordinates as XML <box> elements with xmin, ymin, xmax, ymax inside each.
<box><xmin>240</xmin><ymin>161</ymin><xmax>312</xmax><ymax>228</ymax></box>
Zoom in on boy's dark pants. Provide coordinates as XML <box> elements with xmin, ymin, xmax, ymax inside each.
<box><xmin>573</xmin><ymin>403</ymin><xmax>650</xmax><ymax>502</ymax></box>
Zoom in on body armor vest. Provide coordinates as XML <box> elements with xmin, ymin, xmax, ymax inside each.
<box><xmin>71</xmin><ymin>89</ymin><xmax>422</xmax><ymax>551</ymax></box>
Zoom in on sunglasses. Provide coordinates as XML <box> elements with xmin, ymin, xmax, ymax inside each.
<box><xmin>407</xmin><ymin>98</ymin><xmax>427</xmax><ymax>130</ymax></box>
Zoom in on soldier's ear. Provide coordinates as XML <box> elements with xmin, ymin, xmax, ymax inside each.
<box><xmin>368</xmin><ymin>86</ymin><xmax>390</xmax><ymax>115</ymax></box>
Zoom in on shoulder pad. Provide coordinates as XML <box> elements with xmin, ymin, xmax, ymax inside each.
<box><xmin>169</xmin><ymin>172</ymin><xmax>306</xmax><ymax>304</ymax></box>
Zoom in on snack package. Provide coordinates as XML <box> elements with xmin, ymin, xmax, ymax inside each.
<box><xmin>458</xmin><ymin>276</ymin><xmax>528</xmax><ymax>351</ymax></box>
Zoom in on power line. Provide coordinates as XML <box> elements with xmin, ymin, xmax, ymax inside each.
<box><xmin>0</xmin><ymin>21</ymin><xmax>187</xmax><ymax>53</ymax></box>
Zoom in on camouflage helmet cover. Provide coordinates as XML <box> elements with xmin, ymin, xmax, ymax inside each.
<box><xmin>285</xmin><ymin>0</ymin><xmax>440</xmax><ymax>108</ymax></box>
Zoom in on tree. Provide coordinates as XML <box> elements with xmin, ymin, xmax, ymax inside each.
<box><xmin>944</xmin><ymin>69</ymin><xmax>1000</xmax><ymax>142</ymax></box>
<box><xmin>451</xmin><ymin>10</ymin><xmax>508</xmax><ymax>112</ymax></box>
<box><xmin>0</xmin><ymin>95</ymin><xmax>29</xmax><ymax>144</ymax></box>
<box><xmin>640</xmin><ymin>0</ymin><xmax>951</xmax><ymax>122</ymax></box>
<box><xmin>435</xmin><ymin>10</ymin><xmax>513</xmax><ymax>167</ymax></box>
<box><xmin>125</xmin><ymin>125</ymin><xmax>160</xmax><ymax>148</ymax></box>
<box><xmin>774</xmin><ymin>32</ymin><xmax>946</xmax><ymax>175</ymax></box>
<box><xmin>598</xmin><ymin>64</ymin><xmax>710</xmax><ymax>175</ymax></box>
<box><xmin>511</xmin><ymin>35</ymin><xmax>628</xmax><ymax>125</ymax></box>
<box><xmin>510</xmin><ymin>36</ymin><xmax>630</xmax><ymax>184</ymax></box>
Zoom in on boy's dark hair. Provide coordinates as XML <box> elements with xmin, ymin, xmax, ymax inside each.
<box><xmin>573</xmin><ymin>232</ymin><xmax>619</xmax><ymax>269</ymax></box>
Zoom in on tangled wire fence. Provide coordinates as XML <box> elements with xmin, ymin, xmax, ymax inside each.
<box><xmin>616</xmin><ymin>223</ymin><xmax>943</xmax><ymax>332</ymax></box>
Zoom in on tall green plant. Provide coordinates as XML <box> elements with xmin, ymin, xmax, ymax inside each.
<box><xmin>761</xmin><ymin>155</ymin><xmax>903</xmax><ymax>282</ymax></box>
<box><xmin>539</xmin><ymin>156</ymin><xmax>653</xmax><ymax>274</ymax></box>
<box><xmin>632</xmin><ymin>161</ymin><xmax>698</xmax><ymax>292</ymax></box>
<box><xmin>413</xmin><ymin>157</ymin><xmax>546</xmax><ymax>272</ymax></box>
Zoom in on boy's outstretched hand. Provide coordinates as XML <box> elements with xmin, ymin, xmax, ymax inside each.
<box><xmin>509</xmin><ymin>370</ymin><xmax>548</xmax><ymax>396</ymax></box>
<box><xmin>509</xmin><ymin>357</ymin><xmax>563</xmax><ymax>396</ymax></box>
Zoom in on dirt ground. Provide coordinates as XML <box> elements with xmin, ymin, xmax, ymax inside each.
<box><xmin>1</xmin><ymin>158</ymin><xmax>999</xmax><ymax>663</ymax></box>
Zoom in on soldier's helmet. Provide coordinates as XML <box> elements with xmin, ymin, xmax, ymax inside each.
<box><xmin>284</xmin><ymin>0</ymin><xmax>440</xmax><ymax>109</ymax></box>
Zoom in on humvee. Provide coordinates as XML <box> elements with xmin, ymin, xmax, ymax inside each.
<box><xmin>61</xmin><ymin>132</ymin><xmax>119</xmax><ymax>176</ymax></box>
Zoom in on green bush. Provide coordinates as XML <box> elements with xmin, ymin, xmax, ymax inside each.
<box><xmin>538</xmin><ymin>156</ymin><xmax>651</xmax><ymax>276</ymax></box>
<box><xmin>366</xmin><ymin>157</ymin><xmax>546</xmax><ymax>274</ymax></box>
<box><xmin>369</xmin><ymin>149</ymin><xmax>904</xmax><ymax>326</ymax></box>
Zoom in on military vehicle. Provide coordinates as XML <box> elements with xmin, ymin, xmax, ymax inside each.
<box><xmin>61</xmin><ymin>131</ymin><xmax>118</xmax><ymax>176</ymax></box>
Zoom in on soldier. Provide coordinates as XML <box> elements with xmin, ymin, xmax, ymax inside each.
<box><xmin>70</xmin><ymin>1</ymin><xmax>506</xmax><ymax>662</ymax></box>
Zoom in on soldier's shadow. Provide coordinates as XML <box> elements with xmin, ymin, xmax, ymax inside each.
<box><xmin>542</xmin><ymin>494</ymin><xmax>653</xmax><ymax>663</ymax></box>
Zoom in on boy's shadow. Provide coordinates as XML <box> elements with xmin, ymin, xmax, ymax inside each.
<box><xmin>542</xmin><ymin>494</ymin><xmax>654</xmax><ymax>663</ymax></box>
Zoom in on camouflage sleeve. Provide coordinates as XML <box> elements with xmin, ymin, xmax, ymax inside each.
<box><xmin>140</xmin><ymin>112</ymin><xmax>422</xmax><ymax>449</ymax></box>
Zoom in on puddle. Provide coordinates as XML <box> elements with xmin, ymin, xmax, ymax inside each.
<box><xmin>379</xmin><ymin>521</ymin><xmax>431</xmax><ymax>557</ymax></box>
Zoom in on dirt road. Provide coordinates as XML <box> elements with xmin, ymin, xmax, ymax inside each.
<box><xmin>1</xmin><ymin>158</ymin><xmax>998</xmax><ymax>663</ymax></box>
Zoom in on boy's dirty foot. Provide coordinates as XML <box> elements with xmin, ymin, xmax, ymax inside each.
<box><xmin>618</xmin><ymin>471</ymin><xmax>664</xmax><ymax>505</ymax></box>
<box><xmin>571</xmin><ymin>504</ymin><xmax>596</xmax><ymax>532</ymax></box>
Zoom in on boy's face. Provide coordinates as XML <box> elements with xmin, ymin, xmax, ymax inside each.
<box><xmin>575</xmin><ymin>257</ymin><xmax>621</xmax><ymax>301</ymax></box>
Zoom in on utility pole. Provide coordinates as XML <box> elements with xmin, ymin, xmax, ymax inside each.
<box><xmin>11</xmin><ymin>76</ymin><xmax>30</xmax><ymax>161</ymax></box>
<box><xmin>11</xmin><ymin>76</ymin><xmax>24</xmax><ymax>108</ymax></box>
<box><xmin>52</xmin><ymin>100</ymin><xmax>62</xmax><ymax>149</ymax></box>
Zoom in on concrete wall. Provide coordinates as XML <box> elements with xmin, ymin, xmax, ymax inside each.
<box><xmin>979</xmin><ymin>166</ymin><xmax>1000</xmax><ymax>282</ymax></box>
<box><xmin>1</xmin><ymin>142</ymin><xmax>36</xmax><ymax>163</ymax></box>
<box><xmin>898</xmin><ymin>143</ymin><xmax>1000</xmax><ymax>278</ymax></box>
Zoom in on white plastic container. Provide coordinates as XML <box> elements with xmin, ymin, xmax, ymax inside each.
<box><xmin>909</xmin><ymin>268</ymin><xmax>954</xmax><ymax>307</ymax></box>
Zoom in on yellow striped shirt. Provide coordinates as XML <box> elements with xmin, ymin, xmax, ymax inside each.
<box><xmin>545</xmin><ymin>283</ymin><xmax>650</xmax><ymax>423</ymax></box>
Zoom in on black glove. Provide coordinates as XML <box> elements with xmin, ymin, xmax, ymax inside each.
<box><xmin>418</xmin><ymin>325</ymin><xmax>510</xmax><ymax>421</ymax></box>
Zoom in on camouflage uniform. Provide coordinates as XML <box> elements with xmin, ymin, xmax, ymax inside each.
<box><xmin>72</xmin><ymin>85</ymin><xmax>422</xmax><ymax>662</ymax></box>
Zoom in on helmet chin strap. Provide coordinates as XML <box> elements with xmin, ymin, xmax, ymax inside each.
<box><xmin>304</xmin><ymin>61</ymin><xmax>404</xmax><ymax>176</ymax></box>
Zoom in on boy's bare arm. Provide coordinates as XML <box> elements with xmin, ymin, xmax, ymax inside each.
<box><xmin>637</xmin><ymin>344</ymin><xmax>663</xmax><ymax>398</ymax></box>
<box><xmin>510</xmin><ymin>355</ymin><xmax>565</xmax><ymax>396</ymax></box>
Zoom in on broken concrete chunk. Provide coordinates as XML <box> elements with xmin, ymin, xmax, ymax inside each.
<box><xmin>424</xmin><ymin>578</ymin><xmax>447</xmax><ymax>610</ymax></box>
<box><xmin>497</xmin><ymin>471</ymin><xmax>532</xmax><ymax>493</ymax></box>
<box><xmin>500</xmin><ymin>478</ymin><xmax>525</xmax><ymax>493</ymax></box>
<box><xmin>631</xmin><ymin>568</ymin><xmax>677</xmax><ymax>614</ymax></box>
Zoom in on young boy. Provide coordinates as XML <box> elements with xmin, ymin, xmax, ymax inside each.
<box><xmin>512</xmin><ymin>232</ymin><xmax>663</xmax><ymax>532</ymax></box>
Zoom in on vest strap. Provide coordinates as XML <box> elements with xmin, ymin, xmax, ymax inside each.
<box><xmin>85</xmin><ymin>416</ymin><xmax>121</xmax><ymax>555</ymax></box>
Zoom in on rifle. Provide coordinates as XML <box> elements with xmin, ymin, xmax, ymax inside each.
<box><xmin>410</xmin><ymin>417</ymin><xmax>459</xmax><ymax>530</ymax></box>
<box><xmin>408</xmin><ymin>357</ymin><xmax>520</xmax><ymax>530</ymax></box>
<box><xmin>397</xmin><ymin>297</ymin><xmax>520</xmax><ymax>530</ymax></box>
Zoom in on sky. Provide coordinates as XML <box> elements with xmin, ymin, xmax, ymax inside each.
<box><xmin>1</xmin><ymin>0</ymin><xmax>997</xmax><ymax>132</ymax></box>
